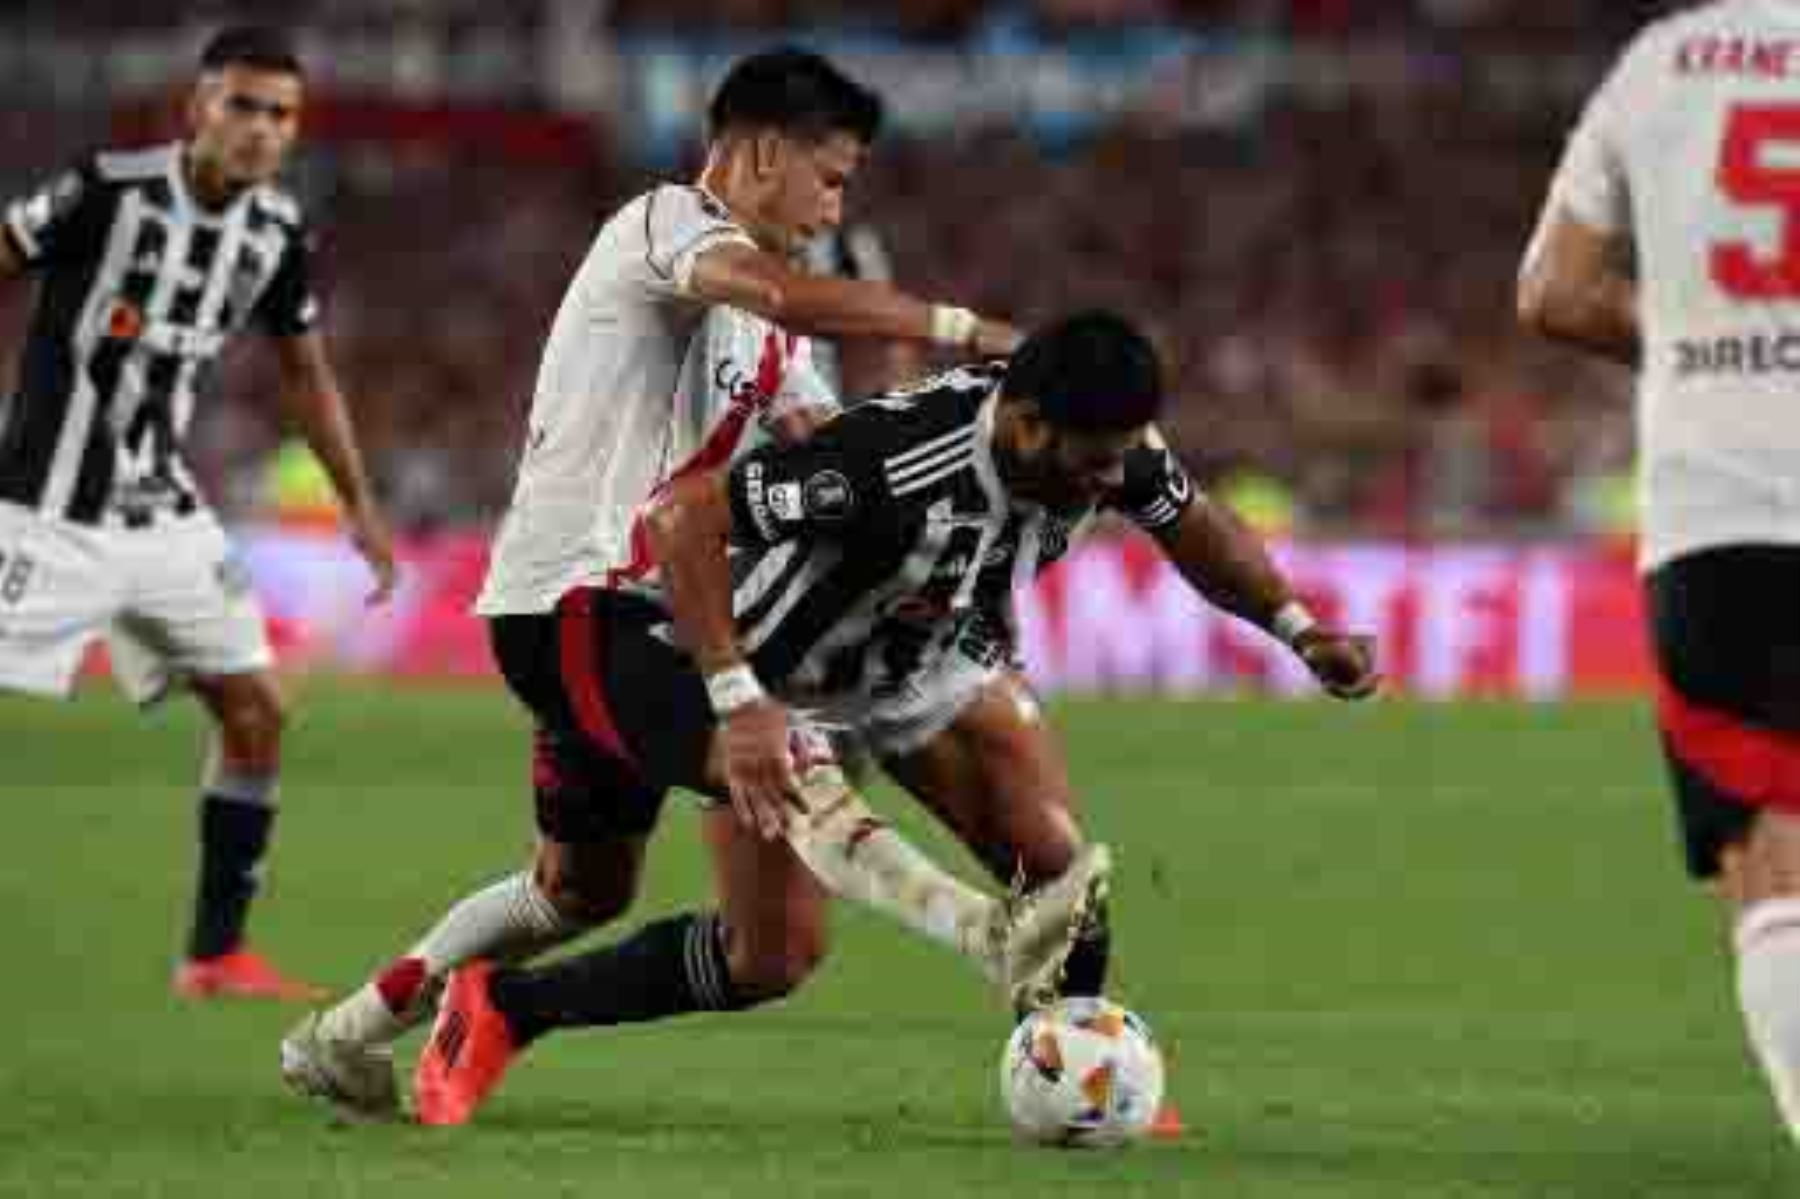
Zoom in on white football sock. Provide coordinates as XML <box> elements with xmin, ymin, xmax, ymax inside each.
<box><xmin>786</xmin><ymin>765</ymin><xmax>1002</xmax><ymax>976</ymax></box>
<box><xmin>319</xmin><ymin>871</ymin><xmax>577</xmax><ymax>1045</ymax></box>
<box><xmin>1735</xmin><ymin>897</ymin><xmax>1800</xmax><ymax>1145</ymax></box>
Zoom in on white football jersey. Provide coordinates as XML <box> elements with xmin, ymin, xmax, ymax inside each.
<box><xmin>1545</xmin><ymin>0</ymin><xmax>1800</xmax><ymax>569</ymax></box>
<box><xmin>601</xmin><ymin>302</ymin><xmax>839</xmax><ymax>590</ymax></box>
<box><xmin>476</xmin><ymin>186</ymin><xmax>832</xmax><ymax>614</ymax></box>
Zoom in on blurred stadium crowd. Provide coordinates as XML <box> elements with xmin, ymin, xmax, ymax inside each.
<box><xmin>0</xmin><ymin>1</ymin><xmax>1684</xmax><ymax>537</ymax></box>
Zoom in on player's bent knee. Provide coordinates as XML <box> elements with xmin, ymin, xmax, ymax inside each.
<box><xmin>975</xmin><ymin>817</ymin><xmax>1081</xmax><ymax>889</ymax></box>
<box><xmin>210</xmin><ymin>677</ymin><xmax>287</xmax><ymax>763</ymax></box>
<box><xmin>1018</xmin><ymin>823</ymin><xmax>1082</xmax><ymax>885</ymax></box>
<box><xmin>533</xmin><ymin>854</ymin><xmax>639</xmax><ymax>927</ymax></box>
<box><xmin>549</xmin><ymin>881</ymin><xmax>635</xmax><ymax>927</ymax></box>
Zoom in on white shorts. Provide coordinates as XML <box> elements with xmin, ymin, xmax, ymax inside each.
<box><xmin>817</xmin><ymin>649</ymin><xmax>1005</xmax><ymax>761</ymax></box>
<box><xmin>0</xmin><ymin>501</ymin><xmax>273</xmax><ymax>704</ymax></box>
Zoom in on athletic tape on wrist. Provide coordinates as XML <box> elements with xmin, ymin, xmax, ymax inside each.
<box><xmin>928</xmin><ymin>304</ymin><xmax>978</xmax><ymax>348</ymax></box>
<box><xmin>1271</xmin><ymin>601</ymin><xmax>1318</xmax><ymax>647</ymax></box>
<box><xmin>705</xmin><ymin>664</ymin><xmax>766</xmax><ymax>716</ymax></box>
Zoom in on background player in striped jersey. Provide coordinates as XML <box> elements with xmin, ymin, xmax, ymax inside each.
<box><xmin>801</xmin><ymin>223</ymin><xmax>925</xmax><ymax>401</ymax></box>
<box><xmin>281</xmin><ymin>47</ymin><xmax>1085</xmax><ymax>1121</ymax></box>
<box><xmin>404</xmin><ymin>312</ymin><xmax>1379</xmax><ymax>1126</ymax></box>
<box><xmin>1520</xmin><ymin>0</ymin><xmax>1800</xmax><ymax>1147</ymax></box>
<box><xmin>0</xmin><ymin>26</ymin><xmax>397</xmax><ymax>1000</ymax></box>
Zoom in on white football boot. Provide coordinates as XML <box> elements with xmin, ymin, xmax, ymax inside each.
<box><xmin>989</xmin><ymin>842</ymin><xmax>1112</xmax><ymax>1013</ymax></box>
<box><xmin>280</xmin><ymin>1011</ymin><xmax>402</xmax><ymax>1123</ymax></box>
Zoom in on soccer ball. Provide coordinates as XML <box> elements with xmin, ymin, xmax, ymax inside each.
<box><xmin>999</xmin><ymin>997</ymin><xmax>1166</xmax><ymax>1147</ymax></box>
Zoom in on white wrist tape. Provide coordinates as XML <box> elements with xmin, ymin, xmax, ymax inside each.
<box><xmin>928</xmin><ymin>304</ymin><xmax>979</xmax><ymax>348</ymax></box>
<box><xmin>705</xmin><ymin>664</ymin><xmax>766</xmax><ymax>716</ymax></box>
<box><xmin>1271</xmin><ymin>601</ymin><xmax>1318</xmax><ymax>647</ymax></box>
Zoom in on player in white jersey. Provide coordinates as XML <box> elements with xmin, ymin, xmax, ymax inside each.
<box><xmin>0</xmin><ymin>27</ymin><xmax>397</xmax><ymax>1002</ymax></box>
<box><xmin>1521</xmin><ymin>0</ymin><xmax>1800</xmax><ymax>1146</ymax></box>
<box><xmin>282</xmin><ymin>48</ymin><xmax>1097</xmax><ymax>1123</ymax></box>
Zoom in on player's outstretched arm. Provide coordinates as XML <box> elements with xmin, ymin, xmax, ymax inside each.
<box><xmin>1518</xmin><ymin>203</ymin><xmax>1640</xmax><ymax>368</ymax></box>
<box><xmin>270</xmin><ymin>332</ymin><xmax>399</xmax><ymax>602</ymax></box>
<box><xmin>1153</xmin><ymin>497</ymin><xmax>1379</xmax><ymax>700</ymax></box>
<box><xmin>689</xmin><ymin>242</ymin><xmax>1020</xmax><ymax>358</ymax></box>
<box><xmin>645</xmin><ymin>472</ymin><xmax>803</xmax><ymax>839</ymax></box>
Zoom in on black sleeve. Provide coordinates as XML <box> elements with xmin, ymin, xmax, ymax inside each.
<box><xmin>251</xmin><ymin>226</ymin><xmax>322</xmax><ymax>337</ymax></box>
<box><xmin>1109</xmin><ymin>443</ymin><xmax>1199</xmax><ymax>534</ymax></box>
<box><xmin>2</xmin><ymin>158</ymin><xmax>110</xmax><ymax>270</ymax></box>
<box><xmin>726</xmin><ymin>409</ymin><xmax>901</xmax><ymax>548</ymax></box>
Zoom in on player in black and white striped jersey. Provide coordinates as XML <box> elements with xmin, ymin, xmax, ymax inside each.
<box><xmin>0</xmin><ymin>27</ymin><xmax>397</xmax><ymax>1000</ymax></box>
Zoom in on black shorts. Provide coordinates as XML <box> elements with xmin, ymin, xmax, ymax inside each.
<box><xmin>1647</xmin><ymin>544</ymin><xmax>1800</xmax><ymax>878</ymax></box>
<box><xmin>488</xmin><ymin>589</ymin><xmax>719</xmax><ymax>843</ymax></box>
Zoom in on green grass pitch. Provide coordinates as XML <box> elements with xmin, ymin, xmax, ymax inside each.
<box><xmin>3</xmin><ymin>682</ymin><xmax>1796</xmax><ymax>1197</ymax></box>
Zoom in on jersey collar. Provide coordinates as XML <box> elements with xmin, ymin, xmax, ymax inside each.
<box><xmin>171</xmin><ymin>144</ymin><xmax>256</xmax><ymax>227</ymax></box>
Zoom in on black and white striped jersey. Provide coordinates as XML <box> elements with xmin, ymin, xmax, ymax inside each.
<box><xmin>706</xmin><ymin>362</ymin><xmax>1197</xmax><ymax>703</ymax></box>
<box><xmin>0</xmin><ymin>143</ymin><xmax>318</xmax><ymax>524</ymax></box>
<box><xmin>799</xmin><ymin>223</ymin><xmax>894</xmax><ymax>397</ymax></box>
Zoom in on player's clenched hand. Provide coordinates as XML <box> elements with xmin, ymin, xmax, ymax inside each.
<box><xmin>346</xmin><ymin>503</ymin><xmax>399</xmax><ymax>605</ymax></box>
<box><xmin>721</xmin><ymin>698</ymin><xmax>806</xmax><ymax>840</ymax></box>
<box><xmin>1295</xmin><ymin>630</ymin><xmax>1380</xmax><ymax>700</ymax></box>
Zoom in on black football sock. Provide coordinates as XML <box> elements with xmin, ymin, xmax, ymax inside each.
<box><xmin>489</xmin><ymin>910</ymin><xmax>746</xmax><ymax>1044</ymax></box>
<box><xmin>187</xmin><ymin>790</ymin><xmax>276</xmax><ymax>960</ymax></box>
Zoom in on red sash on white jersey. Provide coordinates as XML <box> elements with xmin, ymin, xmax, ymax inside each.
<box><xmin>608</xmin><ymin>328</ymin><xmax>798</xmax><ymax>588</ymax></box>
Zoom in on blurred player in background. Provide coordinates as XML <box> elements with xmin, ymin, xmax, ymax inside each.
<box><xmin>801</xmin><ymin>222</ymin><xmax>925</xmax><ymax>399</ymax></box>
<box><xmin>0</xmin><ymin>26</ymin><xmax>398</xmax><ymax>1000</ymax></box>
<box><xmin>1521</xmin><ymin>0</ymin><xmax>1800</xmax><ymax>1146</ymax></box>
<box><xmin>281</xmin><ymin>46</ymin><xmax>1074</xmax><ymax>1122</ymax></box>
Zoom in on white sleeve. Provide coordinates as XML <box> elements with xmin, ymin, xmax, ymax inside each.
<box><xmin>1549</xmin><ymin>44</ymin><xmax>1637</xmax><ymax>235</ymax></box>
<box><xmin>768</xmin><ymin>338</ymin><xmax>841</xmax><ymax>424</ymax></box>
<box><xmin>641</xmin><ymin>185</ymin><xmax>755</xmax><ymax>297</ymax></box>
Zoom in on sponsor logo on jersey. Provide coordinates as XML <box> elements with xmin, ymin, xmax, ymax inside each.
<box><xmin>743</xmin><ymin>460</ymin><xmax>776</xmax><ymax>539</ymax></box>
<box><xmin>1676</xmin><ymin>331</ymin><xmax>1800</xmax><ymax>377</ymax></box>
<box><xmin>768</xmin><ymin>481</ymin><xmax>803</xmax><ymax>522</ymax></box>
<box><xmin>105</xmin><ymin>300</ymin><xmax>144</xmax><ymax>341</ymax></box>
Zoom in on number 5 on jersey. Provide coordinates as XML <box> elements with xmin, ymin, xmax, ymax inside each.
<box><xmin>1713</xmin><ymin>104</ymin><xmax>1800</xmax><ymax>300</ymax></box>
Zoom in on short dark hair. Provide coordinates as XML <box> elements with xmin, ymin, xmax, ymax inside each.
<box><xmin>1004</xmin><ymin>311</ymin><xmax>1165</xmax><ymax>433</ymax></box>
<box><xmin>708</xmin><ymin>47</ymin><xmax>882</xmax><ymax>146</ymax></box>
<box><xmin>200</xmin><ymin>25</ymin><xmax>303</xmax><ymax>77</ymax></box>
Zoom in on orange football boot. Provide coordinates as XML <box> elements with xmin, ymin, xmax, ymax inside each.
<box><xmin>173</xmin><ymin>948</ymin><xmax>326</xmax><ymax>1002</ymax></box>
<box><xmin>414</xmin><ymin>961</ymin><xmax>521</xmax><ymax>1126</ymax></box>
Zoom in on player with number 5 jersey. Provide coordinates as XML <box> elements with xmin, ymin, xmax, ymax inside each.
<box><xmin>1521</xmin><ymin>0</ymin><xmax>1800</xmax><ymax>1149</ymax></box>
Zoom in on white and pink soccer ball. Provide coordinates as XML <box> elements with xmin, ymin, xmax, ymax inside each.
<box><xmin>1000</xmin><ymin>997</ymin><xmax>1166</xmax><ymax>1148</ymax></box>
